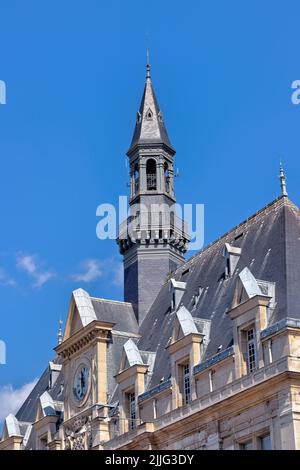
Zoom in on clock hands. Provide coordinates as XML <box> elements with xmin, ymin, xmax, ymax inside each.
<box><xmin>80</xmin><ymin>370</ymin><xmax>85</xmax><ymax>390</ymax></box>
<box><xmin>74</xmin><ymin>366</ymin><xmax>89</xmax><ymax>401</ymax></box>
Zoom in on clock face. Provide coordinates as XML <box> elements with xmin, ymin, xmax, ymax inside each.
<box><xmin>73</xmin><ymin>364</ymin><xmax>90</xmax><ymax>402</ymax></box>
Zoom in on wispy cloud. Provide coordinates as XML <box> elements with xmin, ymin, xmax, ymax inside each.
<box><xmin>71</xmin><ymin>259</ymin><xmax>103</xmax><ymax>283</ymax></box>
<box><xmin>70</xmin><ymin>258</ymin><xmax>123</xmax><ymax>286</ymax></box>
<box><xmin>16</xmin><ymin>254</ymin><xmax>55</xmax><ymax>288</ymax></box>
<box><xmin>112</xmin><ymin>261</ymin><xmax>123</xmax><ymax>286</ymax></box>
<box><xmin>0</xmin><ymin>379</ymin><xmax>38</xmax><ymax>422</ymax></box>
<box><xmin>0</xmin><ymin>268</ymin><xmax>17</xmax><ymax>287</ymax></box>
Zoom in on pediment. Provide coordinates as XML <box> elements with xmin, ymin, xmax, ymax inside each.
<box><xmin>63</xmin><ymin>288</ymin><xmax>97</xmax><ymax>341</ymax></box>
<box><xmin>232</xmin><ymin>267</ymin><xmax>262</xmax><ymax>309</ymax></box>
<box><xmin>119</xmin><ymin>338</ymin><xmax>143</xmax><ymax>373</ymax></box>
<box><xmin>35</xmin><ymin>391</ymin><xmax>59</xmax><ymax>421</ymax></box>
<box><xmin>3</xmin><ymin>414</ymin><xmax>21</xmax><ymax>438</ymax></box>
<box><xmin>172</xmin><ymin>306</ymin><xmax>197</xmax><ymax>343</ymax></box>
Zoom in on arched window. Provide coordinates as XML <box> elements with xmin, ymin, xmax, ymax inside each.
<box><xmin>134</xmin><ymin>163</ymin><xmax>139</xmax><ymax>194</ymax></box>
<box><xmin>164</xmin><ymin>162</ymin><xmax>170</xmax><ymax>193</ymax></box>
<box><xmin>146</xmin><ymin>159</ymin><xmax>157</xmax><ymax>190</ymax></box>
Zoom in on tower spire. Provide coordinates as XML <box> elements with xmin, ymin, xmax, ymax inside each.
<box><xmin>279</xmin><ymin>161</ymin><xmax>288</xmax><ymax>197</ymax></box>
<box><xmin>128</xmin><ymin>60</ymin><xmax>174</xmax><ymax>153</ymax></box>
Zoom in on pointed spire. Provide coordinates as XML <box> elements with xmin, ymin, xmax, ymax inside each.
<box><xmin>279</xmin><ymin>161</ymin><xmax>288</xmax><ymax>197</ymax></box>
<box><xmin>57</xmin><ymin>319</ymin><xmax>63</xmax><ymax>345</ymax></box>
<box><xmin>128</xmin><ymin>61</ymin><xmax>174</xmax><ymax>154</ymax></box>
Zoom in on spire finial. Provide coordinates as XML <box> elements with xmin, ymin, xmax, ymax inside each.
<box><xmin>146</xmin><ymin>49</ymin><xmax>151</xmax><ymax>79</ymax></box>
<box><xmin>58</xmin><ymin>319</ymin><xmax>63</xmax><ymax>345</ymax></box>
<box><xmin>279</xmin><ymin>161</ymin><xmax>288</xmax><ymax>197</ymax></box>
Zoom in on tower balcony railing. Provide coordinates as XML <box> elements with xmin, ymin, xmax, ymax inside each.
<box><xmin>118</xmin><ymin>211</ymin><xmax>190</xmax><ymax>243</ymax></box>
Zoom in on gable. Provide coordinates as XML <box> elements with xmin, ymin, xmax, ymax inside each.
<box><xmin>172</xmin><ymin>306</ymin><xmax>198</xmax><ymax>342</ymax></box>
<box><xmin>232</xmin><ymin>267</ymin><xmax>262</xmax><ymax>309</ymax></box>
<box><xmin>63</xmin><ymin>288</ymin><xmax>97</xmax><ymax>340</ymax></box>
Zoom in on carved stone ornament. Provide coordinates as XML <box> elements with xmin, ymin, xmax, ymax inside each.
<box><xmin>64</xmin><ymin>415</ymin><xmax>92</xmax><ymax>450</ymax></box>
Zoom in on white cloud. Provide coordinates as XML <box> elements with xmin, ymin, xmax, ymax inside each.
<box><xmin>112</xmin><ymin>262</ymin><xmax>123</xmax><ymax>286</ymax></box>
<box><xmin>70</xmin><ymin>258</ymin><xmax>123</xmax><ymax>286</ymax></box>
<box><xmin>32</xmin><ymin>271</ymin><xmax>54</xmax><ymax>289</ymax></box>
<box><xmin>17</xmin><ymin>254</ymin><xmax>55</xmax><ymax>288</ymax></box>
<box><xmin>0</xmin><ymin>379</ymin><xmax>38</xmax><ymax>422</ymax></box>
<box><xmin>0</xmin><ymin>268</ymin><xmax>17</xmax><ymax>287</ymax></box>
<box><xmin>17</xmin><ymin>255</ymin><xmax>36</xmax><ymax>275</ymax></box>
<box><xmin>71</xmin><ymin>259</ymin><xmax>103</xmax><ymax>283</ymax></box>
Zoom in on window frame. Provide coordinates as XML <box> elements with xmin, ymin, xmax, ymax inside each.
<box><xmin>258</xmin><ymin>433</ymin><xmax>272</xmax><ymax>450</ymax></box>
<box><xmin>239</xmin><ymin>440</ymin><xmax>253</xmax><ymax>450</ymax></box>
<box><xmin>128</xmin><ymin>391</ymin><xmax>136</xmax><ymax>430</ymax></box>
<box><xmin>246</xmin><ymin>327</ymin><xmax>257</xmax><ymax>373</ymax></box>
<box><xmin>183</xmin><ymin>362</ymin><xmax>191</xmax><ymax>405</ymax></box>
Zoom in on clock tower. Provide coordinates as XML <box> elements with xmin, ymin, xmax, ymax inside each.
<box><xmin>55</xmin><ymin>289</ymin><xmax>114</xmax><ymax>449</ymax></box>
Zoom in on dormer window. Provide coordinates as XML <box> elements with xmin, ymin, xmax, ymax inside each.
<box><xmin>170</xmin><ymin>279</ymin><xmax>186</xmax><ymax>311</ymax></box>
<box><xmin>39</xmin><ymin>435</ymin><xmax>48</xmax><ymax>450</ymax></box>
<box><xmin>172</xmin><ymin>291</ymin><xmax>176</xmax><ymax>311</ymax></box>
<box><xmin>183</xmin><ymin>363</ymin><xmax>191</xmax><ymax>405</ymax></box>
<box><xmin>116</xmin><ymin>339</ymin><xmax>148</xmax><ymax>434</ymax></box>
<box><xmin>48</xmin><ymin>362</ymin><xmax>62</xmax><ymax>389</ymax></box>
<box><xmin>226</xmin><ymin>256</ymin><xmax>231</xmax><ymax>277</ymax></box>
<box><xmin>246</xmin><ymin>327</ymin><xmax>257</xmax><ymax>373</ymax></box>
<box><xmin>223</xmin><ymin>243</ymin><xmax>241</xmax><ymax>278</ymax></box>
<box><xmin>127</xmin><ymin>391</ymin><xmax>136</xmax><ymax>430</ymax></box>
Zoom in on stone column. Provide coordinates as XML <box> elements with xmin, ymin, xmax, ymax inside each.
<box><xmin>140</xmin><ymin>161</ymin><xmax>147</xmax><ymax>194</ymax></box>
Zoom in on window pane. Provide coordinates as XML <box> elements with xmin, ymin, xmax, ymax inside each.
<box><xmin>240</xmin><ymin>441</ymin><xmax>253</xmax><ymax>450</ymax></box>
<box><xmin>128</xmin><ymin>392</ymin><xmax>136</xmax><ymax>430</ymax></box>
<box><xmin>260</xmin><ymin>434</ymin><xmax>271</xmax><ymax>450</ymax></box>
<box><xmin>183</xmin><ymin>363</ymin><xmax>190</xmax><ymax>405</ymax></box>
<box><xmin>246</xmin><ymin>327</ymin><xmax>257</xmax><ymax>373</ymax></box>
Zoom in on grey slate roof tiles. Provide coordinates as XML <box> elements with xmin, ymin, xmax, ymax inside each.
<box><xmin>129</xmin><ymin>73</ymin><xmax>174</xmax><ymax>153</ymax></box>
<box><xmin>91</xmin><ymin>298</ymin><xmax>139</xmax><ymax>334</ymax></box>
<box><xmin>138</xmin><ymin>196</ymin><xmax>300</xmax><ymax>389</ymax></box>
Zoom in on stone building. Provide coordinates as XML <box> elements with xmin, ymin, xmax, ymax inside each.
<box><xmin>1</xmin><ymin>64</ymin><xmax>300</xmax><ymax>451</ymax></box>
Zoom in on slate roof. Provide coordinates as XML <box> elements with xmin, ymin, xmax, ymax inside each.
<box><xmin>16</xmin><ymin>367</ymin><xmax>50</xmax><ymax>423</ymax></box>
<box><xmin>91</xmin><ymin>298</ymin><xmax>138</xmax><ymax>334</ymax></box>
<box><xmin>138</xmin><ymin>195</ymin><xmax>300</xmax><ymax>389</ymax></box>
<box><xmin>128</xmin><ymin>66</ymin><xmax>174</xmax><ymax>153</ymax></box>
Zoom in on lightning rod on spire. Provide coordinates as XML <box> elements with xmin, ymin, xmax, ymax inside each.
<box><xmin>279</xmin><ymin>161</ymin><xmax>288</xmax><ymax>197</ymax></box>
<box><xmin>146</xmin><ymin>44</ymin><xmax>151</xmax><ymax>79</ymax></box>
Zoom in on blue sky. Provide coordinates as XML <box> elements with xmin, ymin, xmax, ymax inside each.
<box><xmin>0</xmin><ymin>0</ymin><xmax>300</xmax><ymax>418</ymax></box>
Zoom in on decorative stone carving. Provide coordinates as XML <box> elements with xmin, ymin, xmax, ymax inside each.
<box><xmin>64</xmin><ymin>415</ymin><xmax>92</xmax><ymax>450</ymax></box>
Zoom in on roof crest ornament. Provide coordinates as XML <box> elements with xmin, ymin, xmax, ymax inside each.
<box><xmin>146</xmin><ymin>48</ymin><xmax>151</xmax><ymax>79</ymax></box>
<box><xmin>279</xmin><ymin>161</ymin><xmax>288</xmax><ymax>197</ymax></box>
